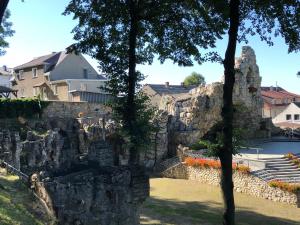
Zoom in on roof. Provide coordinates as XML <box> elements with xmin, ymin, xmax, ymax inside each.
<box><xmin>14</xmin><ymin>51</ymin><xmax>68</xmax><ymax>71</ymax></box>
<box><xmin>146</xmin><ymin>84</ymin><xmax>196</xmax><ymax>96</ymax></box>
<box><xmin>261</xmin><ymin>86</ymin><xmax>300</xmax><ymax>101</ymax></box>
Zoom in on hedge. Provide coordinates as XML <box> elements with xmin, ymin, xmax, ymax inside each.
<box><xmin>0</xmin><ymin>98</ymin><xmax>49</xmax><ymax>118</ymax></box>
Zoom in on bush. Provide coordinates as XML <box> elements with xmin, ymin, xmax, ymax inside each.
<box><xmin>269</xmin><ymin>180</ymin><xmax>300</xmax><ymax>193</ymax></box>
<box><xmin>0</xmin><ymin>98</ymin><xmax>48</xmax><ymax>118</ymax></box>
<box><xmin>184</xmin><ymin>157</ymin><xmax>250</xmax><ymax>174</ymax></box>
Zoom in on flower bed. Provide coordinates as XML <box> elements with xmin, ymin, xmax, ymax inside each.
<box><xmin>284</xmin><ymin>153</ymin><xmax>300</xmax><ymax>168</ymax></box>
<box><xmin>269</xmin><ymin>180</ymin><xmax>300</xmax><ymax>193</ymax></box>
<box><xmin>184</xmin><ymin>157</ymin><xmax>250</xmax><ymax>174</ymax></box>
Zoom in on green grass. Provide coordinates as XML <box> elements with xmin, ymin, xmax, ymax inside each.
<box><xmin>0</xmin><ymin>172</ymin><xmax>54</xmax><ymax>225</ymax></box>
<box><xmin>141</xmin><ymin>178</ymin><xmax>300</xmax><ymax>225</ymax></box>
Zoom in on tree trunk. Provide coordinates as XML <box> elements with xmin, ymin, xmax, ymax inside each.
<box><xmin>219</xmin><ymin>0</ymin><xmax>240</xmax><ymax>225</ymax></box>
<box><xmin>0</xmin><ymin>0</ymin><xmax>9</xmax><ymax>24</ymax></box>
<box><xmin>127</xmin><ymin>0</ymin><xmax>138</xmax><ymax>165</ymax></box>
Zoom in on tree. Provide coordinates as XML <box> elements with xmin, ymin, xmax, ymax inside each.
<box><xmin>183</xmin><ymin>72</ymin><xmax>205</xmax><ymax>86</ymax></box>
<box><xmin>0</xmin><ymin>0</ymin><xmax>9</xmax><ymax>24</ymax></box>
<box><xmin>0</xmin><ymin>9</ymin><xmax>14</xmax><ymax>55</ymax></box>
<box><xmin>200</xmin><ymin>1</ymin><xmax>299</xmax><ymax>225</ymax></box>
<box><xmin>64</xmin><ymin>0</ymin><xmax>226</xmax><ymax>165</ymax></box>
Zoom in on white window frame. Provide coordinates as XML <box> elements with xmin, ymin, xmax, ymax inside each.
<box><xmin>33</xmin><ymin>87</ymin><xmax>37</xmax><ymax>96</ymax></box>
<box><xmin>286</xmin><ymin>114</ymin><xmax>292</xmax><ymax>121</ymax></box>
<box><xmin>20</xmin><ymin>88</ymin><xmax>25</xmax><ymax>97</ymax></box>
<box><xmin>52</xmin><ymin>84</ymin><xmax>58</xmax><ymax>95</ymax></box>
<box><xmin>32</xmin><ymin>68</ymin><xmax>38</xmax><ymax>78</ymax></box>
<box><xmin>294</xmin><ymin>114</ymin><xmax>300</xmax><ymax>121</ymax></box>
<box><xmin>19</xmin><ymin>70</ymin><xmax>24</xmax><ymax>80</ymax></box>
<box><xmin>80</xmin><ymin>83</ymin><xmax>87</xmax><ymax>91</ymax></box>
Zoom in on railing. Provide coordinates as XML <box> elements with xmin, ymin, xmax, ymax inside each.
<box><xmin>2</xmin><ymin>161</ymin><xmax>29</xmax><ymax>181</ymax></box>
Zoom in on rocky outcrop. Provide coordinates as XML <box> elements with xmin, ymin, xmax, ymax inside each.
<box><xmin>31</xmin><ymin>166</ymin><xmax>149</xmax><ymax>225</ymax></box>
<box><xmin>0</xmin><ymin>116</ymin><xmax>149</xmax><ymax>225</ymax></box>
<box><xmin>154</xmin><ymin>46</ymin><xmax>268</xmax><ymax>153</ymax></box>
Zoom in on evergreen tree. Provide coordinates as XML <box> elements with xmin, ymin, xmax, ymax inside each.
<box><xmin>0</xmin><ymin>9</ymin><xmax>14</xmax><ymax>56</ymax></box>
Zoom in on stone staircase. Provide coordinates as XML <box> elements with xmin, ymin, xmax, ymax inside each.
<box><xmin>252</xmin><ymin>153</ymin><xmax>300</xmax><ymax>183</ymax></box>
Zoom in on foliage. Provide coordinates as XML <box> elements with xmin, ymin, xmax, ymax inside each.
<box><xmin>183</xmin><ymin>72</ymin><xmax>206</xmax><ymax>87</ymax></box>
<box><xmin>64</xmin><ymin>0</ymin><xmax>227</xmax><ymax>163</ymax></box>
<box><xmin>284</xmin><ymin>153</ymin><xmax>300</xmax><ymax>168</ymax></box>
<box><xmin>0</xmin><ymin>9</ymin><xmax>14</xmax><ymax>55</ymax></box>
<box><xmin>0</xmin><ymin>98</ymin><xmax>48</xmax><ymax>118</ymax></box>
<box><xmin>184</xmin><ymin>157</ymin><xmax>250</xmax><ymax>174</ymax></box>
<box><xmin>194</xmin><ymin>122</ymin><xmax>245</xmax><ymax>157</ymax></box>
<box><xmin>269</xmin><ymin>180</ymin><xmax>300</xmax><ymax>193</ymax></box>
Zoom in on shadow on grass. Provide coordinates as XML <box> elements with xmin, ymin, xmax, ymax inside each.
<box><xmin>141</xmin><ymin>196</ymin><xmax>300</xmax><ymax>225</ymax></box>
<box><xmin>0</xmin><ymin>175</ymin><xmax>46</xmax><ymax>225</ymax></box>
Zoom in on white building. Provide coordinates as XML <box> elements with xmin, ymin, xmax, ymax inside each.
<box><xmin>273</xmin><ymin>102</ymin><xmax>300</xmax><ymax>128</ymax></box>
<box><xmin>0</xmin><ymin>65</ymin><xmax>12</xmax><ymax>88</ymax></box>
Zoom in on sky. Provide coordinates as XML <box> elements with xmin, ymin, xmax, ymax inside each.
<box><xmin>1</xmin><ymin>0</ymin><xmax>299</xmax><ymax>93</ymax></box>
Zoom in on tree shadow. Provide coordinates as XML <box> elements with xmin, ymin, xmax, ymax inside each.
<box><xmin>141</xmin><ymin>196</ymin><xmax>300</xmax><ymax>225</ymax></box>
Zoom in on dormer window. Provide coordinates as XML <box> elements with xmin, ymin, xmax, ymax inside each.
<box><xmin>83</xmin><ymin>68</ymin><xmax>88</xmax><ymax>79</ymax></box>
<box><xmin>19</xmin><ymin>70</ymin><xmax>24</xmax><ymax>80</ymax></box>
<box><xmin>32</xmin><ymin>68</ymin><xmax>37</xmax><ymax>78</ymax></box>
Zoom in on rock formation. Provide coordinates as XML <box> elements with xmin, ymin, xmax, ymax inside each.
<box><xmin>143</xmin><ymin>46</ymin><xmax>270</xmax><ymax>161</ymax></box>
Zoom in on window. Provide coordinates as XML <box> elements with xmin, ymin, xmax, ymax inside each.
<box><xmin>33</xmin><ymin>87</ymin><xmax>37</xmax><ymax>96</ymax></box>
<box><xmin>20</xmin><ymin>88</ymin><xmax>25</xmax><ymax>97</ymax></box>
<box><xmin>295</xmin><ymin>114</ymin><xmax>300</xmax><ymax>120</ymax></box>
<box><xmin>32</xmin><ymin>68</ymin><xmax>37</xmax><ymax>78</ymax></box>
<box><xmin>80</xmin><ymin>83</ymin><xmax>87</xmax><ymax>91</ymax></box>
<box><xmin>83</xmin><ymin>68</ymin><xmax>88</xmax><ymax>79</ymax></box>
<box><xmin>286</xmin><ymin>114</ymin><xmax>292</xmax><ymax>120</ymax></box>
<box><xmin>52</xmin><ymin>84</ymin><xmax>58</xmax><ymax>95</ymax></box>
<box><xmin>19</xmin><ymin>70</ymin><xmax>24</xmax><ymax>80</ymax></box>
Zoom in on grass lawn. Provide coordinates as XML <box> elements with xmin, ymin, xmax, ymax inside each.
<box><xmin>141</xmin><ymin>178</ymin><xmax>300</xmax><ymax>225</ymax></box>
<box><xmin>0</xmin><ymin>171</ymin><xmax>54</xmax><ymax>225</ymax></box>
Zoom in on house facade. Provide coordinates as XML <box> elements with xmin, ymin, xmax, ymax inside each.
<box><xmin>261</xmin><ymin>86</ymin><xmax>300</xmax><ymax>119</ymax></box>
<box><xmin>272</xmin><ymin>102</ymin><xmax>300</xmax><ymax>129</ymax></box>
<box><xmin>12</xmin><ymin>51</ymin><xmax>108</xmax><ymax>102</ymax></box>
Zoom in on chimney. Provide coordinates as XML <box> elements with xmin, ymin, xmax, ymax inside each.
<box><xmin>165</xmin><ymin>82</ymin><xmax>169</xmax><ymax>88</ymax></box>
<box><xmin>2</xmin><ymin>65</ymin><xmax>7</xmax><ymax>72</ymax></box>
<box><xmin>270</xmin><ymin>86</ymin><xmax>274</xmax><ymax>91</ymax></box>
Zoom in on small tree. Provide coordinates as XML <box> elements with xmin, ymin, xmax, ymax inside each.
<box><xmin>183</xmin><ymin>72</ymin><xmax>205</xmax><ymax>86</ymax></box>
<box><xmin>0</xmin><ymin>9</ymin><xmax>14</xmax><ymax>55</ymax></box>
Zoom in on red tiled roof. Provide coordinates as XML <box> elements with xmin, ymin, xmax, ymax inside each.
<box><xmin>261</xmin><ymin>90</ymin><xmax>300</xmax><ymax>100</ymax></box>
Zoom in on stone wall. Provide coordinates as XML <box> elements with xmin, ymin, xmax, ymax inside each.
<box><xmin>161</xmin><ymin>164</ymin><xmax>300</xmax><ymax>207</ymax></box>
<box><xmin>42</xmin><ymin>101</ymin><xmax>110</xmax><ymax>118</ymax></box>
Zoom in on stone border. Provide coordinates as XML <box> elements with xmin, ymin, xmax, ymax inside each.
<box><xmin>161</xmin><ymin>163</ymin><xmax>300</xmax><ymax>207</ymax></box>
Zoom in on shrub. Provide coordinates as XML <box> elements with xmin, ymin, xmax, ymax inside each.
<box><xmin>268</xmin><ymin>180</ymin><xmax>300</xmax><ymax>193</ymax></box>
<box><xmin>284</xmin><ymin>152</ymin><xmax>294</xmax><ymax>160</ymax></box>
<box><xmin>184</xmin><ymin>157</ymin><xmax>250</xmax><ymax>174</ymax></box>
<box><xmin>0</xmin><ymin>98</ymin><xmax>48</xmax><ymax>118</ymax></box>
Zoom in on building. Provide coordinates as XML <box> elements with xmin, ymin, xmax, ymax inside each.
<box><xmin>12</xmin><ymin>51</ymin><xmax>109</xmax><ymax>102</ymax></box>
<box><xmin>142</xmin><ymin>82</ymin><xmax>197</xmax><ymax>107</ymax></box>
<box><xmin>261</xmin><ymin>86</ymin><xmax>300</xmax><ymax>119</ymax></box>
<box><xmin>272</xmin><ymin>102</ymin><xmax>300</xmax><ymax>129</ymax></box>
<box><xmin>0</xmin><ymin>65</ymin><xmax>12</xmax><ymax>88</ymax></box>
